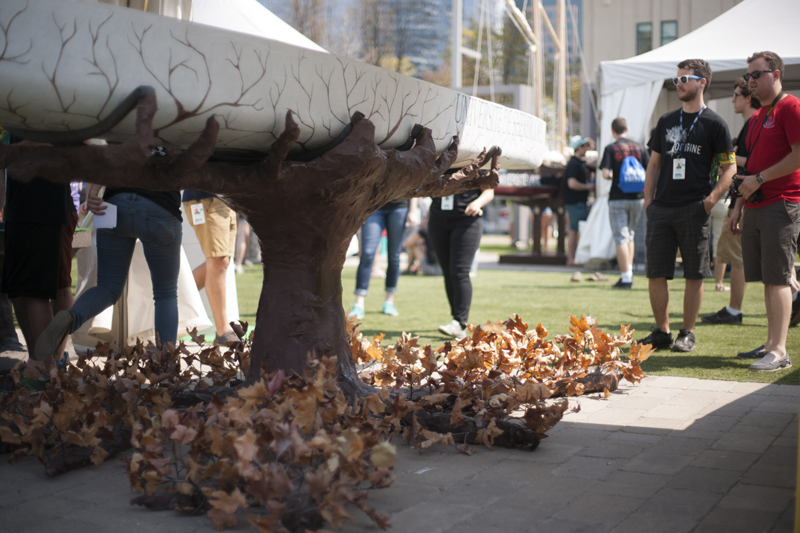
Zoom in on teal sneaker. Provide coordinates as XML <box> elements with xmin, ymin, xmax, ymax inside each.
<box><xmin>348</xmin><ymin>304</ymin><xmax>365</xmax><ymax>319</ymax></box>
<box><xmin>382</xmin><ymin>302</ymin><xmax>399</xmax><ymax>316</ymax></box>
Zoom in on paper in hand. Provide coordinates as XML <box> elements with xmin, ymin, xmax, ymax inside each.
<box><xmin>93</xmin><ymin>203</ymin><xmax>117</xmax><ymax>229</ymax></box>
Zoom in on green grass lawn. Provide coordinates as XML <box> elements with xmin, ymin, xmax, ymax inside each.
<box><xmin>236</xmin><ymin>263</ymin><xmax>800</xmax><ymax>385</ymax></box>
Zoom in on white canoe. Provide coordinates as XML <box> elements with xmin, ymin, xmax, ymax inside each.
<box><xmin>0</xmin><ymin>0</ymin><xmax>546</xmax><ymax>169</ymax></box>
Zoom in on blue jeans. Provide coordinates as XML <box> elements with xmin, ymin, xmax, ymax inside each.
<box><xmin>69</xmin><ymin>193</ymin><xmax>182</xmax><ymax>344</ymax></box>
<box><xmin>355</xmin><ymin>204</ymin><xmax>409</xmax><ymax>296</ymax></box>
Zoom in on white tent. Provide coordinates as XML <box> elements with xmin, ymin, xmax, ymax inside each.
<box><xmin>576</xmin><ymin>0</ymin><xmax>800</xmax><ymax>264</ymax></box>
<box><xmin>189</xmin><ymin>0</ymin><xmax>327</xmax><ymax>53</ymax></box>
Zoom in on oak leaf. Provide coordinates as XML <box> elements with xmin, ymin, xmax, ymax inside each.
<box><xmin>369</xmin><ymin>441</ymin><xmax>396</xmax><ymax>468</ymax></box>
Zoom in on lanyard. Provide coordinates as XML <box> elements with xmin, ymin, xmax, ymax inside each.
<box><xmin>745</xmin><ymin>91</ymin><xmax>785</xmax><ymax>174</ymax></box>
<box><xmin>678</xmin><ymin>106</ymin><xmax>706</xmax><ymax>158</ymax></box>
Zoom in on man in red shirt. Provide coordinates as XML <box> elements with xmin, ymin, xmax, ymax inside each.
<box><xmin>730</xmin><ymin>51</ymin><xmax>800</xmax><ymax>371</ymax></box>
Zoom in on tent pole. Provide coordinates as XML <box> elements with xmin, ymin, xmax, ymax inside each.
<box><xmin>557</xmin><ymin>0</ymin><xmax>566</xmax><ymax>153</ymax></box>
<box><xmin>533</xmin><ymin>1</ymin><xmax>542</xmax><ymax>119</ymax></box>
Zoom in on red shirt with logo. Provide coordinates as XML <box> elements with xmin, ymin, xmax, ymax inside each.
<box><xmin>745</xmin><ymin>94</ymin><xmax>800</xmax><ymax>208</ymax></box>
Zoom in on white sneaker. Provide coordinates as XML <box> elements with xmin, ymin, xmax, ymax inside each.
<box><xmin>235</xmin><ymin>264</ymin><xmax>245</xmax><ymax>275</ymax></box>
<box><xmin>438</xmin><ymin>320</ymin><xmax>467</xmax><ymax>339</ymax></box>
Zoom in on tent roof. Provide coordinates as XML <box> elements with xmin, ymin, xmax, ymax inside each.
<box><xmin>189</xmin><ymin>0</ymin><xmax>327</xmax><ymax>53</ymax></box>
<box><xmin>599</xmin><ymin>0</ymin><xmax>800</xmax><ymax>98</ymax></box>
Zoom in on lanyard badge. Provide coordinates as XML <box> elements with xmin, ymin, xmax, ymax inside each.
<box><xmin>673</xmin><ymin>106</ymin><xmax>705</xmax><ymax>180</ymax></box>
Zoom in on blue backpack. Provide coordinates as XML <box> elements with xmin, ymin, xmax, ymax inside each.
<box><xmin>618</xmin><ymin>155</ymin><xmax>646</xmax><ymax>193</ymax></box>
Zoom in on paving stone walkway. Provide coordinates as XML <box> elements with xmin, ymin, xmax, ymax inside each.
<box><xmin>1</xmin><ymin>376</ymin><xmax>796</xmax><ymax>533</ymax></box>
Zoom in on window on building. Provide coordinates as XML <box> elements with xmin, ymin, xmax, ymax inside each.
<box><xmin>636</xmin><ymin>23</ymin><xmax>652</xmax><ymax>55</ymax></box>
<box><xmin>661</xmin><ymin>20</ymin><xmax>678</xmax><ymax>46</ymax></box>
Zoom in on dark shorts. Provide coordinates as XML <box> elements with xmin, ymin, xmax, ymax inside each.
<box><xmin>2</xmin><ymin>222</ymin><xmax>62</xmax><ymax>299</ymax></box>
<box><xmin>59</xmin><ymin>212</ymin><xmax>79</xmax><ymax>290</ymax></box>
<box><xmin>742</xmin><ymin>200</ymin><xmax>800</xmax><ymax>285</ymax></box>
<box><xmin>645</xmin><ymin>200</ymin><xmax>711</xmax><ymax>280</ymax></box>
<box><xmin>565</xmin><ymin>202</ymin><xmax>588</xmax><ymax>232</ymax></box>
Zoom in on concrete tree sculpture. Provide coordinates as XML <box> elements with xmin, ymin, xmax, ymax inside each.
<box><xmin>0</xmin><ymin>91</ymin><xmax>501</xmax><ymax>399</ymax></box>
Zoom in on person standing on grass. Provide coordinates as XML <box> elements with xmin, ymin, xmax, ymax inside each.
<box><xmin>563</xmin><ymin>136</ymin><xmax>595</xmax><ymax>266</ymax></box>
<box><xmin>701</xmin><ymin>78</ymin><xmax>760</xmax><ymax>327</ymax></box>
<box><xmin>729</xmin><ymin>51</ymin><xmax>800</xmax><ymax>372</ymax></box>
<box><xmin>430</xmin><ymin>189</ymin><xmax>494</xmax><ymax>340</ymax></box>
<box><xmin>600</xmin><ymin>117</ymin><xmax>649</xmax><ymax>289</ymax></box>
<box><xmin>348</xmin><ymin>199</ymin><xmax>414</xmax><ymax>319</ymax></box>
<box><xmin>638</xmin><ymin>59</ymin><xmax>736</xmax><ymax>353</ymax></box>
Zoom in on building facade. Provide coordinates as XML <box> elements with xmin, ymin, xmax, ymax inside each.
<box><xmin>581</xmin><ymin>0</ymin><xmax>745</xmax><ymax>140</ymax></box>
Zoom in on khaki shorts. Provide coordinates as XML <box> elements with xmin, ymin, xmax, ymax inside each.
<box><xmin>184</xmin><ymin>197</ymin><xmax>236</xmax><ymax>258</ymax></box>
<box><xmin>742</xmin><ymin>200</ymin><xmax>800</xmax><ymax>285</ymax></box>
<box><xmin>715</xmin><ymin>210</ymin><xmax>743</xmax><ymax>268</ymax></box>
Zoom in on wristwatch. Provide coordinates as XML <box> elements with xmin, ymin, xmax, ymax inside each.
<box><xmin>756</xmin><ymin>173</ymin><xmax>765</xmax><ymax>185</ymax></box>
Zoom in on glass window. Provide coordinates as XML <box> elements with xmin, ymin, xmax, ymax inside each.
<box><xmin>636</xmin><ymin>23</ymin><xmax>652</xmax><ymax>55</ymax></box>
<box><xmin>661</xmin><ymin>20</ymin><xmax>678</xmax><ymax>46</ymax></box>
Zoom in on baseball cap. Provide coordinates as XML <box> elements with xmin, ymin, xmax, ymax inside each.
<box><xmin>569</xmin><ymin>135</ymin><xmax>590</xmax><ymax>150</ymax></box>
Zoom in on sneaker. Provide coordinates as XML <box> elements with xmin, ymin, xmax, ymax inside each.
<box><xmin>700</xmin><ymin>307</ymin><xmax>743</xmax><ymax>325</ymax></box>
<box><xmin>438</xmin><ymin>320</ymin><xmax>467</xmax><ymax>340</ymax></box>
<box><xmin>348</xmin><ymin>304</ymin><xmax>365</xmax><ymax>320</ymax></box>
<box><xmin>791</xmin><ymin>296</ymin><xmax>800</xmax><ymax>327</ymax></box>
<box><xmin>737</xmin><ymin>344</ymin><xmax>766</xmax><ymax>359</ymax></box>
<box><xmin>34</xmin><ymin>310</ymin><xmax>74</xmax><ymax>362</ymax></box>
<box><xmin>382</xmin><ymin>302</ymin><xmax>399</xmax><ymax>316</ymax></box>
<box><xmin>235</xmin><ymin>264</ymin><xmax>245</xmax><ymax>275</ymax></box>
<box><xmin>671</xmin><ymin>329</ymin><xmax>696</xmax><ymax>352</ymax></box>
<box><xmin>749</xmin><ymin>352</ymin><xmax>792</xmax><ymax>372</ymax></box>
<box><xmin>612</xmin><ymin>278</ymin><xmax>632</xmax><ymax>290</ymax></box>
<box><xmin>636</xmin><ymin>328</ymin><xmax>674</xmax><ymax>350</ymax></box>
<box><xmin>214</xmin><ymin>330</ymin><xmax>239</xmax><ymax>347</ymax></box>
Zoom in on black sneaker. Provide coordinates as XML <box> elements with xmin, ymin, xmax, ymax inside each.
<box><xmin>671</xmin><ymin>329</ymin><xmax>696</xmax><ymax>352</ymax></box>
<box><xmin>737</xmin><ymin>344</ymin><xmax>766</xmax><ymax>359</ymax></box>
<box><xmin>637</xmin><ymin>328</ymin><xmax>674</xmax><ymax>350</ymax></box>
<box><xmin>791</xmin><ymin>296</ymin><xmax>800</xmax><ymax>327</ymax></box>
<box><xmin>700</xmin><ymin>307</ymin><xmax>743</xmax><ymax>325</ymax></box>
<box><xmin>612</xmin><ymin>278</ymin><xmax>632</xmax><ymax>290</ymax></box>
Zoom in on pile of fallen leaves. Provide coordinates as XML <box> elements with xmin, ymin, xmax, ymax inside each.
<box><xmin>0</xmin><ymin>315</ymin><xmax>651</xmax><ymax>532</ymax></box>
<box><xmin>350</xmin><ymin>314</ymin><xmax>652</xmax><ymax>454</ymax></box>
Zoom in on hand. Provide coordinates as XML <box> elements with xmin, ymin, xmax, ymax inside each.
<box><xmin>407</xmin><ymin>210</ymin><xmax>420</xmax><ymax>227</ymax></box>
<box><xmin>465</xmin><ymin>200</ymin><xmax>483</xmax><ymax>217</ymax></box>
<box><xmin>79</xmin><ymin>201</ymin><xmax>90</xmax><ymax>216</ymax></box>
<box><xmin>86</xmin><ymin>193</ymin><xmax>107</xmax><ymax>216</ymax></box>
<box><xmin>737</xmin><ymin>174</ymin><xmax>761</xmax><ymax>200</ymax></box>
<box><xmin>728</xmin><ymin>207</ymin><xmax>742</xmax><ymax>236</ymax></box>
<box><xmin>702</xmin><ymin>196</ymin><xmax>714</xmax><ymax>215</ymax></box>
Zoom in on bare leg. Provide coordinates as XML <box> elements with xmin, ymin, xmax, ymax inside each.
<box><xmin>193</xmin><ymin>262</ymin><xmax>207</xmax><ymax>290</ymax></box>
<box><xmin>234</xmin><ymin>220</ymin><xmax>250</xmax><ymax>270</ymax></box>
<box><xmin>729</xmin><ymin>266</ymin><xmax>746</xmax><ymax>311</ymax></box>
<box><xmin>567</xmin><ymin>230</ymin><xmax>580</xmax><ymax>266</ymax></box>
<box><xmin>649</xmin><ymin>277</ymin><xmax>670</xmax><ymax>333</ymax></box>
<box><xmin>11</xmin><ymin>297</ymin><xmax>52</xmax><ymax>359</ymax></box>
<box><xmin>384</xmin><ymin>292</ymin><xmax>394</xmax><ymax>304</ymax></box>
<box><xmin>714</xmin><ymin>260</ymin><xmax>728</xmax><ymax>291</ymax></box>
<box><xmin>204</xmin><ymin>256</ymin><xmax>231</xmax><ymax>336</ymax></box>
<box><xmin>683</xmin><ymin>278</ymin><xmax>704</xmax><ymax>331</ymax></box>
<box><xmin>764</xmin><ymin>284</ymin><xmax>792</xmax><ymax>356</ymax></box>
<box><xmin>616</xmin><ymin>243</ymin><xmax>632</xmax><ymax>273</ymax></box>
<box><xmin>52</xmin><ymin>287</ymin><xmax>74</xmax><ymax>356</ymax></box>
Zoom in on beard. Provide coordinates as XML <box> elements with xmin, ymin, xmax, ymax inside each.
<box><xmin>678</xmin><ymin>85</ymin><xmax>700</xmax><ymax>102</ymax></box>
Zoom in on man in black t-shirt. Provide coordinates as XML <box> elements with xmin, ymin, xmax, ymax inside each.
<box><xmin>639</xmin><ymin>59</ymin><xmax>736</xmax><ymax>353</ymax></box>
<box><xmin>701</xmin><ymin>78</ymin><xmax>760</xmax><ymax>327</ymax></box>
<box><xmin>563</xmin><ymin>136</ymin><xmax>595</xmax><ymax>266</ymax></box>
<box><xmin>600</xmin><ymin>117</ymin><xmax>649</xmax><ymax>289</ymax></box>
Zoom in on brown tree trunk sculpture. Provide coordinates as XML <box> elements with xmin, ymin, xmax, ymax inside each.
<box><xmin>0</xmin><ymin>92</ymin><xmax>501</xmax><ymax>399</ymax></box>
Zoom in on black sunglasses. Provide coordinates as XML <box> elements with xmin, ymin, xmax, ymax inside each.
<box><xmin>744</xmin><ymin>69</ymin><xmax>773</xmax><ymax>81</ymax></box>
<box><xmin>732</xmin><ymin>92</ymin><xmax>744</xmax><ymax>98</ymax></box>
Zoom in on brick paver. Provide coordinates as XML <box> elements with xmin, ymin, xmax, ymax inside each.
<box><xmin>0</xmin><ymin>375</ymin><xmax>796</xmax><ymax>533</ymax></box>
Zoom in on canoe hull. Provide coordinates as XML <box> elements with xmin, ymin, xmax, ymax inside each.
<box><xmin>0</xmin><ymin>0</ymin><xmax>545</xmax><ymax>169</ymax></box>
